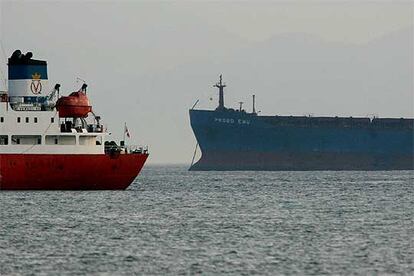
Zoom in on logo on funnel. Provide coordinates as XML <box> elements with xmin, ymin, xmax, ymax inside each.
<box><xmin>30</xmin><ymin>73</ymin><xmax>42</xmax><ymax>94</ymax></box>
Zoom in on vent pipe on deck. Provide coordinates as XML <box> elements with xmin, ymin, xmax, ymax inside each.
<box><xmin>252</xmin><ymin>94</ymin><xmax>256</xmax><ymax>114</ymax></box>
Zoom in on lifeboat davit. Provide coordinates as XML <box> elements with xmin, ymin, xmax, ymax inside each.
<box><xmin>56</xmin><ymin>91</ymin><xmax>92</xmax><ymax>118</ymax></box>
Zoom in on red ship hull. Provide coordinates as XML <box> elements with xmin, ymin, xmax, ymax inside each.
<box><xmin>0</xmin><ymin>153</ymin><xmax>148</xmax><ymax>190</ymax></box>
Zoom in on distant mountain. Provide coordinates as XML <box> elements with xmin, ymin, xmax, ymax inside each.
<box><xmin>136</xmin><ymin>27</ymin><xmax>413</xmax><ymax>163</ymax></box>
<box><xmin>150</xmin><ymin>26</ymin><xmax>413</xmax><ymax>118</ymax></box>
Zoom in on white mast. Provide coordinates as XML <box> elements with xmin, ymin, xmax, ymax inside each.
<box><xmin>0</xmin><ymin>1</ymin><xmax>7</xmax><ymax>91</ymax></box>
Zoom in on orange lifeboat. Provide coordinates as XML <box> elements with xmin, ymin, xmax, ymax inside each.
<box><xmin>56</xmin><ymin>91</ymin><xmax>92</xmax><ymax>118</ymax></box>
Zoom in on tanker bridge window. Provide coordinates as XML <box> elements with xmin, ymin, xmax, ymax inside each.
<box><xmin>17</xmin><ymin>117</ymin><xmax>21</xmax><ymax>123</ymax></box>
<box><xmin>51</xmin><ymin>118</ymin><xmax>54</xmax><ymax>123</ymax></box>
<box><xmin>25</xmin><ymin>117</ymin><xmax>29</xmax><ymax>123</ymax></box>
<box><xmin>34</xmin><ymin>117</ymin><xmax>38</xmax><ymax>123</ymax></box>
<box><xmin>0</xmin><ymin>117</ymin><xmax>3</xmax><ymax>123</ymax></box>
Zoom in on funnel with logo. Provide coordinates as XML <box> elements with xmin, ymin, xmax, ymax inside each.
<box><xmin>8</xmin><ymin>50</ymin><xmax>49</xmax><ymax>101</ymax></box>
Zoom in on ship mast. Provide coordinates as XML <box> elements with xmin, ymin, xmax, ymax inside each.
<box><xmin>214</xmin><ymin>74</ymin><xmax>226</xmax><ymax>111</ymax></box>
<box><xmin>0</xmin><ymin>2</ymin><xmax>7</xmax><ymax>91</ymax></box>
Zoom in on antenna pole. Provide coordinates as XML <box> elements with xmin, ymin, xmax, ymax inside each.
<box><xmin>191</xmin><ymin>99</ymin><xmax>199</xmax><ymax>110</ymax></box>
<box><xmin>0</xmin><ymin>2</ymin><xmax>7</xmax><ymax>91</ymax></box>
<box><xmin>239</xmin><ymin>101</ymin><xmax>244</xmax><ymax>112</ymax></box>
<box><xmin>123</xmin><ymin>122</ymin><xmax>126</xmax><ymax>145</ymax></box>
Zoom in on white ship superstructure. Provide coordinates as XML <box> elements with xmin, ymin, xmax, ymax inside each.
<box><xmin>0</xmin><ymin>50</ymin><xmax>148</xmax><ymax>190</ymax></box>
<box><xmin>0</xmin><ymin>50</ymin><xmax>105</xmax><ymax>154</ymax></box>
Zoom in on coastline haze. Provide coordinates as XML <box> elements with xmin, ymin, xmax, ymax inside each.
<box><xmin>0</xmin><ymin>1</ymin><xmax>412</xmax><ymax>164</ymax></box>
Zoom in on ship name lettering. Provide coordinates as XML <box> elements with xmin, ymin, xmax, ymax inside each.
<box><xmin>214</xmin><ymin>118</ymin><xmax>234</xmax><ymax>124</ymax></box>
<box><xmin>214</xmin><ymin>118</ymin><xmax>250</xmax><ymax>125</ymax></box>
<box><xmin>238</xmin><ymin>119</ymin><xmax>250</xmax><ymax>125</ymax></box>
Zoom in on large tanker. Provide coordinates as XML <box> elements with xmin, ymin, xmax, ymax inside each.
<box><xmin>189</xmin><ymin>76</ymin><xmax>413</xmax><ymax>171</ymax></box>
<box><xmin>0</xmin><ymin>50</ymin><xmax>148</xmax><ymax>189</ymax></box>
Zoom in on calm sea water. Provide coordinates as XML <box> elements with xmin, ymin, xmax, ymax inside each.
<box><xmin>1</xmin><ymin>166</ymin><xmax>413</xmax><ymax>275</ymax></box>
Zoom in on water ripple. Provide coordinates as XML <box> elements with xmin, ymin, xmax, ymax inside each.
<box><xmin>1</xmin><ymin>167</ymin><xmax>413</xmax><ymax>275</ymax></box>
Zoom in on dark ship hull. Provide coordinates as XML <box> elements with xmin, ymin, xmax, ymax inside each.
<box><xmin>190</xmin><ymin>76</ymin><xmax>413</xmax><ymax>171</ymax></box>
<box><xmin>189</xmin><ymin>109</ymin><xmax>413</xmax><ymax>171</ymax></box>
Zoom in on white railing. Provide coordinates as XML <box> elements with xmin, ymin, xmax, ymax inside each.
<box><xmin>104</xmin><ymin>143</ymin><xmax>148</xmax><ymax>155</ymax></box>
<box><xmin>124</xmin><ymin>145</ymin><xmax>149</xmax><ymax>154</ymax></box>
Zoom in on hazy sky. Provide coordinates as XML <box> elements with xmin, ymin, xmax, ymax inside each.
<box><xmin>0</xmin><ymin>1</ymin><xmax>413</xmax><ymax>164</ymax></box>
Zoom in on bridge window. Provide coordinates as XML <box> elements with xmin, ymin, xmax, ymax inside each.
<box><xmin>0</xmin><ymin>135</ymin><xmax>8</xmax><ymax>145</ymax></box>
<box><xmin>96</xmin><ymin>136</ymin><xmax>102</xmax><ymax>145</ymax></box>
<box><xmin>17</xmin><ymin>117</ymin><xmax>21</xmax><ymax>123</ymax></box>
<box><xmin>45</xmin><ymin>135</ymin><xmax>76</xmax><ymax>145</ymax></box>
<box><xmin>11</xmin><ymin>135</ymin><xmax>41</xmax><ymax>145</ymax></box>
<box><xmin>34</xmin><ymin>117</ymin><xmax>38</xmax><ymax>123</ymax></box>
<box><xmin>25</xmin><ymin>117</ymin><xmax>29</xmax><ymax>123</ymax></box>
<box><xmin>51</xmin><ymin>117</ymin><xmax>54</xmax><ymax>123</ymax></box>
<box><xmin>79</xmin><ymin>136</ymin><xmax>97</xmax><ymax>146</ymax></box>
<box><xmin>0</xmin><ymin>117</ymin><xmax>3</xmax><ymax>123</ymax></box>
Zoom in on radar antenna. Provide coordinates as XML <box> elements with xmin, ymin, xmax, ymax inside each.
<box><xmin>0</xmin><ymin>3</ymin><xmax>7</xmax><ymax>91</ymax></box>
